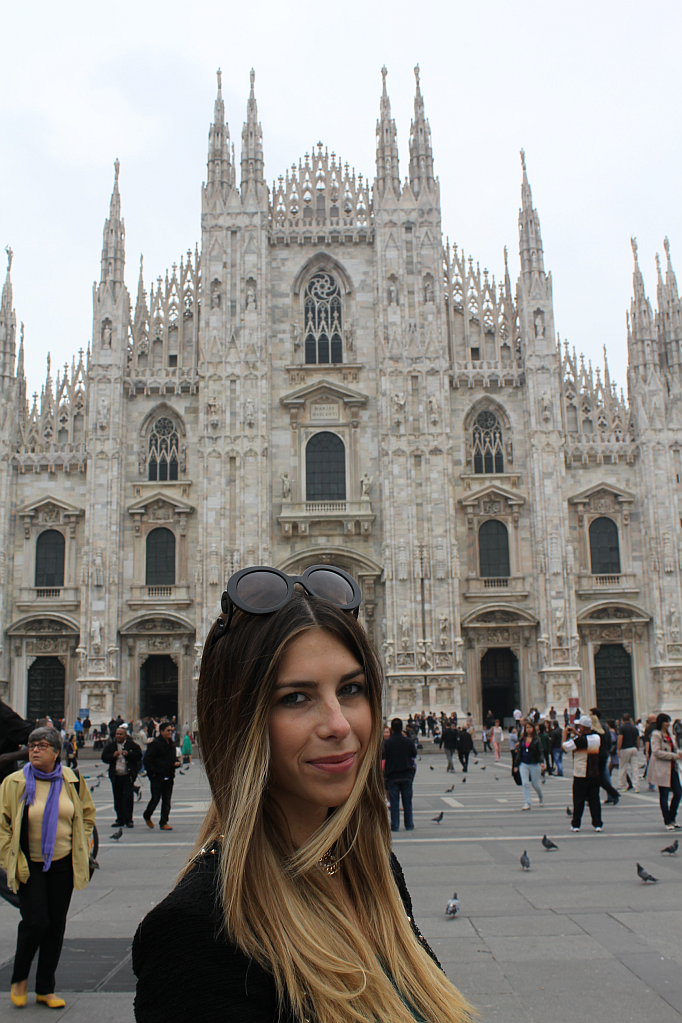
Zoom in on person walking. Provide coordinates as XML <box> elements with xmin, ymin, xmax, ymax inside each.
<box><xmin>181</xmin><ymin>732</ymin><xmax>192</xmax><ymax>766</ymax></box>
<box><xmin>0</xmin><ymin>725</ymin><xmax>96</xmax><ymax>1008</ymax></box>
<box><xmin>142</xmin><ymin>721</ymin><xmax>180</xmax><ymax>831</ymax></box>
<box><xmin>439</xmin><ymin>723</ymin><xmax>458</xmax><ymax>773</ymax></box>
<box><xmin>457</xmin><ymin>726</ymin><xmax>473</xmax><ymax>772</ymax></box>
<box><xmin>102</xmin><ymin>725</ymin><xmax>142</xmax><ymax>829</ymax></box>
<box><xmin>82</xmin><ymin>716</ymin><xmax>91</xmax><ymax>743</ymax></box>
<box><xmin>383</xmin><ymin>719</ymin><xmax>417</xmax><ymax>832</ymax></box>
<box><xmin>549</xmin><ymin>721</ymin><xmax>564</xmax><ymax>776</ymax></box>
<box><xmin>643</xmin><ymin>713</ymin><xmax>658</xmax><ymax>791</ymax></box>
<box><xmin>590</xmin><ymin>709</ymin><xmax>619</xmax><ymax>805</ymax></box>
<box><xmin>649</xmin><ymin>714</ymin><xmax>682</xmax><ymax>830</ymax></box>
<box><xmin>617</xmin><ymin>712</ymin><xmax>640</xmax><ymax>791</ymax></box>
<box><xmin>491</xmin><ymin>720</ymin><xmax>503</xmax><ymax>762</ymax></box>
<box><xmin>563</xmin><ymin>716</ymin><xmax>603</xmax><ymax>832</ymax></box>
<box><xmin>481</xmin><ymin>726</ymin><xmax>492</xmax><ymax>755</ymax></box>
<box><xmin>538</xmin><ymin>722</ymin><xmax>553</xmax><ymax>776</ymax></box>
<box><xmin>512</xmin><ymin>721</ymin><xmax>544</xmax><ymax>810</ymax></box>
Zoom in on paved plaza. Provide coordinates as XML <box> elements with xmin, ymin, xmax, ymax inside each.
<box><xmin>1</xmin><ymin>745</ymin><xmax>680</xmax><ymax>1022</ymax></box>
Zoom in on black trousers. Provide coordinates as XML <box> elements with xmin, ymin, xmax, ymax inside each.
<box><xmin>111</xmin><ymin>774</ymin><xmax>135</xmax><ymax>824</ymax></box>
<box><xmin>572</xmin><ymin>776</ymin><xmax>602</xmax><ymax>829</ymax></box>
<box><xmin>458</xmin><ymin>750</ymin><xmax>470</xmax><ymax>772</ymax></box>
<box><xmin>12</xmin><ymin>855</ymin><xmax>73</xmax><ymax>994</ymax></box>
<box><xmin>144</xmin><ymin>777</ymin><xmax>174</xmax><ymax>826</ymax></box>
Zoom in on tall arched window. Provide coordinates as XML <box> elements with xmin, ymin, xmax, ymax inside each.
<box><xmin>589</xmin><ymin>517</ymin><xmax>621</xmax><ymax>575</ymax></box>
<box><xmin>306</xmin><ymin>432</ymin><xmax>346</xmax><ymax>501</ymax></box>
<box><xmin>304</xmin><ymin>271</ymin><xmax>343</xmax><ymax>365</ymax></box>
<box><xmin>473</xmin><ymin>411</ymin><xmax>504</xmax><ymax>474</ymax></box>
<box><xmin>479</xmin><ymin>520</ymin><xmax>510</xmax><ymax>577</ymax></box>
<box><xmin>146</xmin><ymin>527</ymin><xmax>176</xmax><ymax>585</ymax></box>
<box><xmin>35</xmin><ymin>530</ymin><xmax>65</xmax><ymax>588</ymax></box>
<box><xmin>148</xmin><ymin>417</ymin><xmax>179</xmax><ymax>481</ymax></box>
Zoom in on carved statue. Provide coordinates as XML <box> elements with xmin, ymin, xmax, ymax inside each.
<box><xmin>291</xmin><ymin>324</ymin><xmax>302</xmax><ymax>351</ymax></box>
<box><xmin>101</xmin><ymin>321</ymin><xmax>112</xmax><ymax>347</ymax></box>
<box><xmin>541</xmin><ymin>392</ymin><xmax>552</xmax><ymax>423</ymax></box>
<box><xmin>245</xmin><ymin>285</ymin><xmax>256</xmax><ymax>310</ymax></box>
<box><xmin>400</xmin><ymin>613</ymin><xmax>410</xmax><ymax>649</ymax></box>
<box><xmin>360</xmin><ymin>473</ymin><xmax>371</xmax><ymax>499</ymax></box>
<box><xmin>244</xmin><ymin>398</ymin><xmax>256</xmax><ymax>427</ymax></box>
<box><xmin>671</xmin><ymin>605</ymin><xmax>679</xmax><ymax>642</ymax></box>
<box><xmin>454</xmin><ymin>637</ymin><xmax>464</xmax><ymax>669</ymax></box>
<box><xmin>210</xmin><ymin>280</ymin><xmax>221</xmax><ymax>308</ymax></box>
<box><xmin>97</xmin><ymin>397</ymin><xmax>109</xmax><ymax>432</ymax></box>
<box><xmin>381</xmin><ymin>638</ymin><xmax>394</xmax><ymax>670</ymax></box>
<box><xmin>80</xmin><ymin>547</ymin><xmax>89</xmax><ymax>587</ymax></box>
<box><xmin>566</xmin><ymin>543</ymin><xmax>575</xmax><ymax>575</ymax></box>
<box><xmin>417</xmin><ymin>639</ymin><xmax>433</xmax><ymax>672</ymax></box>
<box><xmin>90</xmin><ymin>619</ymin><xmax>102</xmax><ymax>653</ymax></box>
<box><xmin>280</xmin><ymin>472</ymin><xmax>291</xmax><ymax>500</ymax></box>
<box><xmin>554</xmin><ymin>604</ymin><xmax>565</xmax><ymax>639</ymax></box>
<box><xmin>537</xmin><ymin>635</ymin><xmax>549</xmax><ymax>669</ymax></box>
<box><xmin>428</xmin><ymin>394</ymin><xmax>439</xmax><ymax>424</ymax></box>
<box><xmin>393</xmin><ymin>392</ymin><xmax>406</xmax><ymax>410</ymax></box>
<box><xmin>94</xmin><ymin>548</ymin><xmax>104</xmax><ymax>588</ymax></box>
<box><xmin>438</xmin><ymin>614</ymin><xmax>449</xmax><ymax>648</ymax></box>
<box><xmin>388</xmin><ymin>282</ymin><xmax>397</xmax><ymax>305</ymax></box>
<box><xmin>344</xmin><ymin>325</ymin><xmax>354</xmax><ymax>352</ymax></box>
<box><xmin>534</xmin><ymin>311</ymin><xmax>545</xmax><ymax>338</ymax></box>
<box><xmin>424</xmin><ymin>280</ymin><xmax>433</xmax><ymax>303</ymax></box>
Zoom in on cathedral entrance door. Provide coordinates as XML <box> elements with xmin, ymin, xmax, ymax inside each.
<box><xmin>27</xmin><ymin>656</ymin><xmax>65</xmax><ymax>725</ymax></box>
<box><xmin>140</xmin><ymin>655</ymin><xmax>178</xmax><ymax>720</ymax></box>
<box><xmin>480</xmin><ymin>648</ymin><xmax>519</xmax><ymax>725</ymax></box>
<box><xmin>594</xmin><ymin>644</ymin><xmax>634</xmax><ymax>720</ymax></box>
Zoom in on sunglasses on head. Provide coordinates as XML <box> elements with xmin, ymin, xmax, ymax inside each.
<box><xmin>212</xmin><ymin>565</ymin><xmax>362</xmax><ymax>643</ymax></box>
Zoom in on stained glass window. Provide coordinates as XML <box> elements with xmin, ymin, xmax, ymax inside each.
<box><xmin>304</xmin><ymin>272</ymin><xmax>343</xmax><ymax>365</ymax></box>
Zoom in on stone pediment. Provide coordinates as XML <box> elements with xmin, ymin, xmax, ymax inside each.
<box><xmin>461</xmin><ymin>605</ymin><xmax>538</xmax><ymax>628</ymax></box>
<box><xmin>280</xmin><ymin>379</ymin><xmax>368</xmax><ymax>410</ymax></box>
<box><xmin>459</xmin><ymin>483</ymin><xmax>525</xmax><ymax>510</ymax></box>
<box><xmin>568</xmin><ymin>483</ymin><xmax>635</xmax><ymax>507</ymax></box>
<box><xmin>16</xmin><ymin>497</ymin><xmax>84</xmax><ymax>520</ymax></box>
<box><xmin>126</xmin><ymin>491</ymin><xmax>195</xmax><ymax>517</ymax></box>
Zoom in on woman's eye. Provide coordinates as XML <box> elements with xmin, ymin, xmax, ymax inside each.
<box><xmin>280</xmin><ymin>691</ymin><xmax>307</xmax><ymax>706</ymax></box>
<box><xmin>339</xmin><ymin>682</ymin><xmax>366</xmax><ymax>697</ymax></box>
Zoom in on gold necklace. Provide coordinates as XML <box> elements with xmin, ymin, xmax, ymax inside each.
<box><xmin>318</xmin><ymin>849</ymin><xmax>340</xmax><ymax>876</ymax></box>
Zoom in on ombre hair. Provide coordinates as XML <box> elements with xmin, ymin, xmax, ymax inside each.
<box><xmin>182</xmin><ymin>593</ymin><xmax>473</xmax><ymax>1023</ymax></box>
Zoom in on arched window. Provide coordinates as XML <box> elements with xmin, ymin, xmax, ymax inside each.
<box><xmin>473</xmin><ymin>411</ymin><xmax>504</xmax><ymax>474</ymax></box>
<box><xmin>589</xmin><ymin>517</ymin><xmax>621</xmax><ymax>575</ymax></box>
<box><xmin>306</xmin><ymin>432</ymin><xmax>346</xmax><ymax>501</ymax></box>
<box><xmin>148</xmin><ymin>417</ymin><xmax>179</xmax><ymax>481</ymax></box>
<box><xmin>304</xmin><ymin>271</ymin><xmax>343</xmax><ymax>365</ymax></box>
<box><xmin>479</xmin><ymin>520</ymin><xmax>510</xmax><ymax>577</ymax></box>
<box><xmin>146</xmin><ymin>528</ymin><xmax>176</xmax><ymax>586</ymax></box>
<box><xmin>35</xmin><ymin>530</ymin><xmax>65</xmax><ymax>588</ymax></box>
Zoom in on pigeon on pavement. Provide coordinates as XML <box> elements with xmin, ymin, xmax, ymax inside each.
<box><xmin>462</xmin><ymin>777</ymin><xmax>466</xmax><ymax>784</ymax></box>
<box><xmin>432</xmin><ymin>812</ymin><xmax>444</xmax><ymax>824</ymax></box>
<box><xmin>636</xmin><ymin>863</ymin><xmax>658</xmax><ymax>883</ymax></box>
<box><xmin>520</xmin><ymin>851</ymin><xmax>530</xmax><ymax>870</ymax></box>
<box><xmin>660</xmin><ymin>839</ymin><xmax>679</xmax><ymax>855</ymax></box>
<box><xmin>542</xmin><ymin>835</ymin><xmax>559</xmax><ymax>851</ymax></box>
<box><xmin>429</xmin><ymin>766</ymin><xmax>434</xmax><ymax>771</ymax></box>
<box><xmin>445</xmin><ymin>785</ymin><xmax>455</xmax><ymax>793</ymax></box>
<box><xmin>474</xmin><ymin>759</ymin><xmax>479</xmax><ymax>765</ymax></box>
<box><xmin>480</xmin><ymin>766</ymin><xmax>486</xmax><ymax>771</ymax></box>
<box><xmin>445</xmin><ymin>893</ymin><xmax>460</xmax><ymax>917</ymax></box>
<box><xmin>566</xmin><ymin>806</ymin><xmax>572</xmax><ymax>817</ymax></box>
<box><xmin>495</xmin><ymin>775</ymin><xmax>499</xmax><ymax>781</ymax></box>
<box><xmin>111</xmin><ymin>828</ymin><xmax>123</xmax><ymax>841</ymax></box>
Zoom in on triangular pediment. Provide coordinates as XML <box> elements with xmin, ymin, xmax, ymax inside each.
<box><xmin>280</xmin><ymin>378</ymin><xmax>368</xmax><ymax>408</ymax></box>
<box><xmin>126</xmin><ymin>491</ymin><xmax>195</xmax><ymax>516</ymax></box>
<box><xmin>17</xmin><ymin>496</ymin><xmax>84</xmax><ymax>518</ymax></box>
<box><xmin>459</xmin><ymin>483</ymin><xmax>525</xmax><ymax>507</ymax></box>
<box><xmin>568</xmin><ymin>482</ymin><xmax>635</xmax><ymax>505</ymax></box>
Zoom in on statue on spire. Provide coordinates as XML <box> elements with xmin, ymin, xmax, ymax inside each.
<box><xmin>217</xmin><ymin>67</ymin><xmax>222</xmax><ymax>90</ymax></box>
<box><xmin>114</xmin><ymin>158</ymin><xmax>120</xmax><ymax>183</ymax></box>
<box><xmin>5</xmin><ymin>246</ymin><xmax>12</xmax><ymax>272</ymax></box>
<box><xmin>520</xmin><ymin>148</ymin><xmax>526</xmax><ymax>171</ymax></box>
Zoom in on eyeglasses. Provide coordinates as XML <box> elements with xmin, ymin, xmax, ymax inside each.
<box><xmin>213</xmin><ymin>565</ymin><xmax>362</xmax><ymax>642</ymax></box>
<box><xmin>27</xmin><ymin>742</ymin><xmax>52</xmax><ymax>752</ymax></box>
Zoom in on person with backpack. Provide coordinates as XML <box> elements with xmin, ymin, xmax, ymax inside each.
<box><xmin>439</xmin><ymin>723</ymin><xmax>459</xmax><ymax>772</ymax></box>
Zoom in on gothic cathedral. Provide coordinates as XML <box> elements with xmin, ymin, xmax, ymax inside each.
<box><xmin>1</xmin><ymin>67</ymin><xmax>680</xmax><ymax>728</ymax></box>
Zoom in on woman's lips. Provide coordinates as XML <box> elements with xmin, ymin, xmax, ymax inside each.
<box><xmin>307</xmin><ymin>752</ymin><xmax>357</xmax><ymax>774</ymax></box>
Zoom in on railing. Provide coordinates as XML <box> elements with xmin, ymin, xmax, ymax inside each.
<box><xmin>483</xmin><ymin>578</ymin><xmax>509</xmax><ymax>589</ymax></box>
<box><xmin>35</xmin><ymin>588</ymin><xmax>61</xmax><ymax>598</ymax></box>
<box><xmin>305</xmin><ymin>501</ymin><xmax>348</xmax><ymax>513</ymax></box>
<box><xmin>594</xmin><ymin>575</ymin><xmax>621</xmax><ymax>586</ymax></box>
<box><xmin>147</xmin><ymin>586</ymin><xmax>173</xmax><ymax>598</ymax></box>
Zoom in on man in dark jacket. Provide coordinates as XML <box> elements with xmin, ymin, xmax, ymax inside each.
<box><xmin>0</xmin><ymin>699</ymin><xmax>33</xmax><ymax>783</ymax></box>
<box><xmin>102</xmin><ymin>726</ymin><xmax>143</xmax><ymax>828</ymax></box>
<box><xmin>590</xmin><ymin>707</ymin><xmax>619</xmax><ymax>805</ymax></box>
<box><xmin>439</xmin><ymin>725</ymin><xmax>459</xmax><ymax>772</ymax></box>
<box><xmin>143</xmin><ymin>721</ymin><xmax>180</xmax><ymax>830</ymax></box>
<box><xmin>457</xmin><ymin>727</ymin><xmax>473</xmax><ymax>772</ymax></box>
<box><xmin>383</xmin><ymin>718</ymin><xmax>417</xmax><ymax>832</ymax></box>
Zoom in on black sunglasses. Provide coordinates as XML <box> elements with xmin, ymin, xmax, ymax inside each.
<box><xmin>212</xmin><ymin>565</ymin><xmax>362</xmax><ymax>642</ymax></box>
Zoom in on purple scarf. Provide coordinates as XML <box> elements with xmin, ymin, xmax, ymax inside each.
<box><xmin>22</xmin><ymin>762</ymin><xmax>64</xmax><ymax>871</ymax></box>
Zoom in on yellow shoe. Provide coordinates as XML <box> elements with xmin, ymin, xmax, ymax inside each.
<box><xmin>10</xmin><ymin>986</ymin><xmax>27</xmax><ymax>1007</ymax></box>
<box><xmin>36</xmin><ymin>995</ymin><xmax>66</xmax><ymax>1008</ymax></box>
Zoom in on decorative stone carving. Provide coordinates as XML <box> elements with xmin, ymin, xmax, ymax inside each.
<box><xmin>400</xmin><ymin>614</ymin><xmax>410</xmax><ymax>649</ymax></box>
<box><xmin>209</xmin><ymin>545</ymin><xmax>219</xmax><ymax>586</ymax></box>
<box><xmin>397</xmin><ymin>540</ymin><xmax>408</xmax><ymax>581</ymax></box>
<box><xmin>280</xmin><ymin>472</ymin><xmax>291</xmax><ymax>500</ymax></box>
<box><xmin>90</xmin><ymin>619</ymin><xmax>102</xmax><ymax>653</ymax></box>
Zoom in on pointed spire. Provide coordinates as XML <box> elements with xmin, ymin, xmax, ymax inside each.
<box><xmin>408</xmin><ymin>64</ymin><xmax>434</xmax><ymax>196</ymax></box>
<box><xmin>518</xmin><ymin>150</ymin><xmax>545</xmax><ymax>279</ymax></box>
<box><xmin>16</xmin><ymin>323</ymin><xmax>24</xmax><ymax>379</ymax></box>
<box><xmin>656</xmin><ymin>236</ymin><xmax>682</xmax><ymax>379</ymax></box>
<box><xmin>134</xmin><ymin>255</ymin><xmax>148</xmax><ymax>329</ymax></box>
<box><xmin>375</xmin><ymin>66</ymin><xmax>400</xmax><ymax>199</ymax></box>
<box><xmin>0</xmin><ymin>245</ymin><xmax>17</xmax><ymax>389</ymax></box>
<box><xmin>240</xmin><ymin>68</ymin><xmax>264</xmax><ymax>195</ymax></box>
<box><xmin>628</xmin><ymin>236</ymin><xmax>657</xmax><ymax>374</ymax></box>
<box><xmin>664</xmin><ymin>237</ymin><xmax>679</xmax><ymax>300</ymax></box>
<box><xmin>99</xmin><ymin>159</ymin><xmax>125</xmax><ymax>290</ymax></box>
<box><xmin>206</xmin><ymin>67</ymin><xmax>233</xmax><ymax>199</ymax></box>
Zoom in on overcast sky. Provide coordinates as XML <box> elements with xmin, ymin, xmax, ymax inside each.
<box><xmin>1</xmin><ymin>0</ymin><xmax>680</xmax><ymax>399</ymax></box>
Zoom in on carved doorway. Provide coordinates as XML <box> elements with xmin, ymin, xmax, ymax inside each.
<box><xmin>27</xmin><ymin>657</ymin><xmax>65</xmax><ymax>724</ymax></box>
<box><xmin>480</xmin><ymin>648</ymin><xmax>519</xmax><ymax>724</ymax></box>
<box><xmin>140</xmin><ymin>655</ymin><xmax>178</xmax><ymax>719</ymax></box>
<box><xmin>594</xmin><ymin>644</ymin><xmax>634</xmax><ymax>720</ymax></box>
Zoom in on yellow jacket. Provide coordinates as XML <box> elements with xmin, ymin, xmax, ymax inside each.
<box><xmin>0</xmin><ymin>766</ymin><xmax>96</xmax><ymax>892</ymax></box>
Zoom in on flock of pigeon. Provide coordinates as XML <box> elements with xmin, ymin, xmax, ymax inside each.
<box><xmin>432</xmin><ymin>764</ymin><xmax>679</xmax><ymax>917</ymax></box>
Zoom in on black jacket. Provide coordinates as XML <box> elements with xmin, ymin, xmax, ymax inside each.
<box><xmin>143</xmin><ymin>736</ymin><xmax>178</xmax><ymax>780</ymax></box>
<box><xmin>0</xmin><ymin>700</ymin><xmax>33</xmax><ymax>783</ymax></box>
<box><xmin>101</xmin><ymin>736</ymin><xmax>143</xmax><ymax>781</ymax></box>
<box><xmin>382</xmin><ymin>732</ymin><xmax>417</xmax><ymax>782</ymax></box>
<box><xmin>457</xmin><ymin>730</ymin><xmax>473</xmax><ymax>754</ymax></box>
<box><xmin>439</xmin><ymin>727</ymin><xmax>458</xmax><ymax>751</ymax></box>
<box><xmin>512</xmin><ymin>736</ymin><xmax>542</xmax><ymax>767</ymax></box>
<box><xmin>132</xmin><ymin>850</ymin><xmax>438</xmax><ymax>1022</ymax></box>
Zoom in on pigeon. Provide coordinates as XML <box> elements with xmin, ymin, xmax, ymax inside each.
<box><xmin>432</xmin><ymin>812</ymin><xmax>444</xmax><ymax>824</ymax></box>
<box><xmin>462</xmin><ymin>777</ymin><xmax>467</xmax><ymax>784</ymax></box>
<box><xmin>445</xmin><ymin>893</ymin><xmax>460</xmax><ymax>917</ymax></box>
<box><xmin>429</xmin><ymin>766</ymin><xmax>434</xmax><ymax>771</ymax></box>
<box><xmin>542</xmin><ymin>835</ymin><xmax>559</xmax><ymax>851</ymax></box>
<box><xmin>474</xmin><ymin>759</ymin><xmax>479</xmax><ymax>765</ymax></box>
<box><xmin>111</xmin><ymin>828</ymin><xmax>123</xmax><ymax>841</ymax></box>
<box><xmin>89</xmin><ymin>779</ymin><xmax>100</xmax><ymax>792</ymax></box>
<box><xmin>90</xmin><ymin>858</ymin><xmax>100</xmax><ymax>871</ymax></box>
<box><xmin>566</xmin><ymin>806</ymin><xmax>572</xmax><ymax>817</ymax></box>
<box><xmin>495</xmin><ymin>775</ymin><xmax>499</xmax><ymax>781</ymax></box>
<box><xmin>636</xmin><ymin>863</ymin><xmax>658</xmax><ymax>883</ymax></box>
<box><xmin>445</xmin><ymin>785</ymin><xmax>455</xmax><ymax>793</ymax></box>
<box><xmin>520</xmin><ymin>851</ymin><xmax>530</xmax><ymax>870</ymax></box>
<box><xmin>661</xmin><ymin>839</ymin><xmax>679</xmax><ymax>855</ymax></box>
<box><xmin>134</xmin><ymin>785</ymin><xmax>142</xmax><ymax>801</ymax></box>
<box><xmin>480</xmin><ymin>765</ymin><xmax>486</xmax><ymax>771</ymax></box>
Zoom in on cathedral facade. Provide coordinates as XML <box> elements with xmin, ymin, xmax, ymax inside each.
<box><xmin>1</xmin><ymin>67</ymin><xmax>681</xmax><ymax>729</ymax></box>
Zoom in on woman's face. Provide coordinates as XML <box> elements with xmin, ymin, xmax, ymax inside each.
<box><xmin>661</xmin><ymin>719</ymin><xmax>670</xmax><ymax>734</ymax></box>
<box><xmin>268</xmin><ymin>629</ymin><xmax>372</xmax><ymax>824</ymax></box>
<box><xmin>383</xmin><ymin>726</ymin><xmax>391</xmax><ymax>740</ymax></box>
<box><xmin>28</xmin><ymin>740</ymin><xmax>59</xmax><ymax>773</ymax></box>
<box><xmin>525</xmin><ymin>724</ymin><xmax>533</xmax><ymax>737</ymax></box>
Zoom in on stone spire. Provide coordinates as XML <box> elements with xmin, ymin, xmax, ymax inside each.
<box><xmin>376</xmin><ymin>66</ymin><xmax>400</xmax><ymax>199</ymax></box>
<box><xmin>206</xmin><ymin>68</ymin><xmax>233</xmax><ymax>200</ymax></box>
<box><xmin>99</xmin><ymin>160</ymin><xmax>125</xmax><ymax>292</ymax></box>
<box><xmin>518</xmin><ymin>150</ymin><xmax>545</xmax><ymax>280</ymax></box>
<box><xmin>656</xmin><ymin>237</ymin><xmax>682</xmax><ymax>377</ymax></box>
<box><xmin>627</xmin><ymin>237</ymin><xmax>657</xmax><ymax>374</ymax></box>
<box><xmin>240</xmin><ymin>68</ymin><xmax>264</xmax><ymax>196</ymax></box>
<box><xmin>133</xmin><ymin>255</ymin><xmax>149</xmax><ymax>334</ymax></box>
<box><xmin>408</xmin><ymin>65</ymin><xmax>434</xmax><ymax>196</ymax></box>
<box><xmin>0</xmin><ymin>246</ymin><xmax>17</xmax><ymax>391</ymax></box>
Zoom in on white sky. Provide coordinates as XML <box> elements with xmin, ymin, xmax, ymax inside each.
<box><xmin>1</xmin><ymin>0</ymin><xmax>680</xmax><ymax>399</ymax></box>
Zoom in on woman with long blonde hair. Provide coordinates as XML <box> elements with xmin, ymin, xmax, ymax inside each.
<box><xmin>132</xmin><ymin>565</ymin><xmax>473</xmax><ymax>1023</ymax></box>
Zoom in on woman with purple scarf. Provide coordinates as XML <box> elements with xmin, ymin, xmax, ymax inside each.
<box><xmin>0</xmin><ymin>726</ymin><xmax>96</xmax><ymax>1009</ymax></box>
